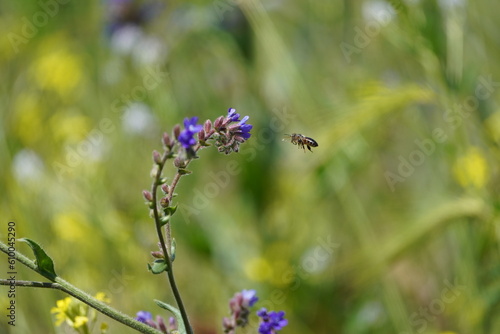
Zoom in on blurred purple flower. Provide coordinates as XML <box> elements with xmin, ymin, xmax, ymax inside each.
<box><xmin>214</xmin><ymin>108</ymin><xmax>253</xmax><ymax>154</ymax></box>
<box><xmin>257</xmin><ymin>308</ymin><xmax>288</xmax><ymax>334</ymax></box>
<box><xmin>178</xmin><ymin>117</ymin><xmax>202</xmax><ymax>149</ymax></box>
<box><xmin>241</xmin><ymin>289</ymin><xmax>258</xmax><ymax>307</ymax></box>
<box><xmin>227</xmin><ymin>107</ymin><xmax>241</xmax><ymax>122</ymax></box>
<box><xmin>235</xmin><ymin>115</ymin><xmax>252</xmax><ymax>140</ymax></box>
<box><xmin>135</xmin><ymin>311</ymin><xmax>172</xmax><ymax>333</ymax></box>
<box><xmin>135</xmin><ymin>310</ymin><xmax>152</xmax><ymax>323</ymax></box>
<box><xmin>223</xmin><ymin>289</ymin><xmax>259</xmax><ymax>333</ymax></box>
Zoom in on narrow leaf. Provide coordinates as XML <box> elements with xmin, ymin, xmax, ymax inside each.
<box><xmin>165</xmin><ymin>205</ymin><xmax>178</xmax><ymax>216</ymax></box>
<box><xmin>177</xmin><ymin>169</ymin><xmax>192</xmax><ymax>175</ymax></box>
<box><xmin>154</xmin><ymin>299</ymin><xmax>187</xmax><ymax>334</ymax></box>
<box><xmin>19</xmin><ymin>238</ymin><xmax>57</xmax><ymax>279</ymax></box>
<box><xmin>159</xmin><ymin>215</ymin><xmax>170</xmax><ymax>227</ymax></box>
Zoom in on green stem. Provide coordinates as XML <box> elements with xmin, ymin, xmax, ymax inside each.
<box><xmin>0</xmin><ymin>242</ymin><xmax>162</xmax><ymax>334</ymax></box>
<box><xmin>151</xmin><ymin>146</ymin><xmax>201</xmax><ymax>334</ymax></box>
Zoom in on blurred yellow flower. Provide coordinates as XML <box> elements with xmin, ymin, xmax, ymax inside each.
<box><xmin>73</xmin><ymin>316</ymin><xmax>89</xmax><ymax>328</ymax></box>
<box><xmin>50</xmin><ymin>297</ymin><xmax>72</xmax><ymax>326</ymax></box>
<box><xmin>452</xmin><ymin>147</ymin><xmax>488</xmax><ymax>189</ymax></box>
<box><xmin>100</xmin><ymin>322</ymin><xmax>109</xmax><ymax>333</ymax></box>
<box><xmin>244</xmin><ymin>257</ymin><xmax>273</xmax><ymax>282</ymax></box>
<box><xmin>31</xmin><ymin>35</ymin><xmax>83</xmax><ymax>98</ymax></box>
<box><xmin>53</xmin><ymin>212</ymin><xmax>90</xmax><ymax>242</ymax></box>
<box><xmin>486</xmin><ymin>111</ymin><xmax>500</xmax><ymax>143</ymax></box>
<box><xmin>12</xmin><ymin>93</ymin><xmax>44</xmax><ymax>146</ymax></box>
<box><xmin>95</xmin><ymin>292</ymin><xmax>111</xmax><ymax>303</ymax></box>
<box><xmin>50</xmin><ymin>112</ymin><xmax>91</xmax><ymax>143</ymax></box>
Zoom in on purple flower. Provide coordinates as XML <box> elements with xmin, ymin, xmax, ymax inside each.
<box><xmin>135</xmin><ymin>311</ymin><xmax>153</xmax><ymax>323</ymax></box>
<box><xmin>135</xmin><ymin>311</ymin><xmax>171</xmax><ymax>333</ymax></box>
<box><xmin>227</xmin><ymin>108</ymin><xmax>241</xmax><ymax>122</ymax></box>
<box><xmin>178</xmin><ymin>117</ymin><xmax>202</xmax><ymax>149</ymax></box>
<box><xmin>223</xmin><ymin>289</ymin><xmax>259</xmax><ymax>333</ymax></box>
<box><xmin>241</xmin><ymin>289</ymin><xmax>258</xmax><ymax>307</ymax></box>
<box><xmin>214</xmin><ymin>108</ymin><xmax>253</xmax><ymax>154</ymax></box>
<box><xmin>257</xmin><ymin>308</ymin><xmax>288</xmax><ymax>334</ymax></box>
<box><xmin>236</xmin><ymin>116</ymin><xmax>252</xmax><ymax>140</ymax></box>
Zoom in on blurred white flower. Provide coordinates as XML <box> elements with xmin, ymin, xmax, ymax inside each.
<box><xmin>12</xmin><ymin>149</ymin><xmax>45</xmax><ymax>182</ymax></box>
<box><xmin>300</xmin><ymin>244</ymin><xmax>334</xmax><ymax>274</ymax></box>
<box><xmin>122</xmin><ymin>102</ymin><xmax>156</xmax><ymax>134</ymax></box>
<box><xmin>362</xmin><ymin>1</ymin><xmax>395</xmax><ymax>23</ymax></box>
<box><xmin>355</xmin><ymin>301</ymin><xmax>385</xmax><ymax>326</ymax></box>
<box><xmin>110</xmin><ymin>25</ymin><xmax>144</xmax><ymax>56</ymax></box>
<box><xmin>132</xmin><ymin>36</ymin><xmax>166</xmax><ymax>66</ymax></box>
<box><xmin>439</xmin><ymin>0</ymin><xmax>465</xmax><ymax>10</ymax></box>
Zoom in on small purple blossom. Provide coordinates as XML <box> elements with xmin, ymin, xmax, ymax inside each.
<box><xmin>236</xmin><ymin>115</ymin><xmax>252</xmax><ymax>140</ymax></box>
<box><xmin>136</xmin><ymin>311</ymin><xmax>152</xmax><ymax>323</ymax></box>
<box><xmin>241</xmin><ymin>289</ymin><xmax>258</xmax><ymax>307</ymax></box>
<box><xmin>135</xmin><ymin>311</ymin><xmax>172</xmax><ymax>333</ymax></box>
<box><xmin>257</xmin><ymin>308</ymin><xmax>288</xmax><ymax>334</ymax></box>
<box><xmin>223</xmin><ymin>289</ymin><xmax>259</xmax><ymax>333</ymax></box>
<box><xmin>227</xmin><ymin>108</ymin><xmax>241</xmax><ymax>122</ymax></box>
<box><xmin>178</xmin><ymin>117</ymin><xmax>202</xmax><ymax>149</ymax></box>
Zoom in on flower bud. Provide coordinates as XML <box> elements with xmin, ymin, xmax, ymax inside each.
<box><xmin>152</xmin><ymin>150</ymin><xmax>162</xmax><ymax>164</ymax></box>
<box><xmin>174</xmin><ymin>156</ymin><xmax>187</xmax><ymax>168</ymax></box>
<box><xmin>151</xmin><ymin>251</ymin><xmax>164</xmax><ymax>258</ymax></box>
<box><xmin>157</xmin><ymin>315</ymin><xmax>167</xmax><ymax>333</ymax></box>
<box><xmin>168</xmin><ymin>317</ymin><xmax>177</xmax><ymax>331</ymax></box>
<box><xmin>150</xmin><ymin>165</ymin><xmax>159</xmax><ymax>178</ymax></box>
<box><xmin>161</xmin><ymin>184</ymin><xmax>170</xmax><ymax>194</ymax></box>
<box><xmin>173</xmin><ymin>124</ymin><xmax>181</xmax><ymax>139</ymax></box>
<box><xmin>204</xmin><ymin>119</ymin><xmax>212</xmax><ymax>133</ymax></box>
<box><xmin>162</xmin><ymin>132</ymin><xmax>173</xmax><ymax>148</ymax></box>
<box><xmin>197</xmin><ymin>129</ymin><xmax>206</xmax><ymax>141</ymax></box>
<box><xmin>214</xmin><ymin>116</ymin><xmax>224</xmax><ymax>130</ymax></box>
<box><xmin>160</xmin><ymin>197</ymin><xmax>170</xmax><ymax>208</ymax></box>
<box><xmin>142</xmin><ymin>190</ymin><xmax>153</xmax><ymax>202</ymax></box>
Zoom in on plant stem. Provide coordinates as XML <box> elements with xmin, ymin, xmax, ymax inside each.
<box><xmin>151</xmin><ymin>146</ymin><xmax>202</xmax><ymax>334</ymax></box>
<box><xmin>0</xmin><ymin>242</ymin><xmax>162</xmax><ymax>334</ymax></box>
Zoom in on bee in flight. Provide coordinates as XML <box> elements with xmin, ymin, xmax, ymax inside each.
<box><xmin>283</xmin><ymin>133</ymin><xmax>319</xmax><ymax>152</ymax></box>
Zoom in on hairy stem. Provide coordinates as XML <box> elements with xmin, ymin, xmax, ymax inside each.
<box><xmin>151</xmin><ymin>146</ymin><xmax>201</xmax><ymax>334</ymax></box>
<box><xmin>0</xmin><ymin>242</ymin><xmax>162</xmax><ymax>334</ymax></box>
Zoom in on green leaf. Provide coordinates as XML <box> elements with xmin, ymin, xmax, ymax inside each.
<box><xmin>154</xmin><ymin>300</ymin><xmax>187</xmax><ymax>334</ymax></box>
<box><xmin>148</xmin><ymin>259</ymin><xmax>168</xmax><ymax>274</ymax></box>
<box><xmin>165</xmin><ymin>205</ymin><xmax>177</xmax><ymax>216</ymax></box>
<box><xmin>177</xmin><ymin>169</ymin><xmax>192</xmax><ymax>175</ymax></box>
<box><xmin>19</xmin><ymin>238</ymin><xmax>57</xmax><ymax>279</ymax></box>
<box><xmin>170</xmin><ymin>238</ymin><xmax>176</xmax><ymax>262</ymax></box>
<box><xmin>159</xmin><ymin>216</ymin><xmax>170</xmax><ymax>227</ymax></box>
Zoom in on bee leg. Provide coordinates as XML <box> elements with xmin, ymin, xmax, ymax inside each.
<box><xmin>307</xmin><ymin>145</ymin><xmax>313</xmax><ymax>152</ymax></box>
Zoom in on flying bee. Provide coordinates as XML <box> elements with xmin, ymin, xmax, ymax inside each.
<box><xmin>283</xmin><ymin>133</ymin><xmax>319</xmax><ymax>152</ymax></box>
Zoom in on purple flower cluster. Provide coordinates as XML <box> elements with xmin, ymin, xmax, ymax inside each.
<box><xmin>135</xmin><ymin>311</ymin><xmax>176</xmax><ymax>334</ymax></box>
<box><xmin>257</xmin><ymin>308</ymin><xmax>288</xmax><ymax>334</ymax></box>
<box><xmin>222</xmin><ymin>289</ymin><xmax>258</xmax><ymax>334</ymax></box>
<box><xmin>214</xmin><ymin>108</ymin><xmax>253</xmax><ymax>154</ymax></box>
<box><xmin>178</xmin><ymin>117</ymin><xmax>203</xmax><ymax>149</ymax></box>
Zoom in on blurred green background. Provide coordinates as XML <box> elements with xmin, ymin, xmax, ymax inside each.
<box><xmin>1</xmin><ymin>0</ymin><xmax>499</xmax><ymax>333</ymax></box>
